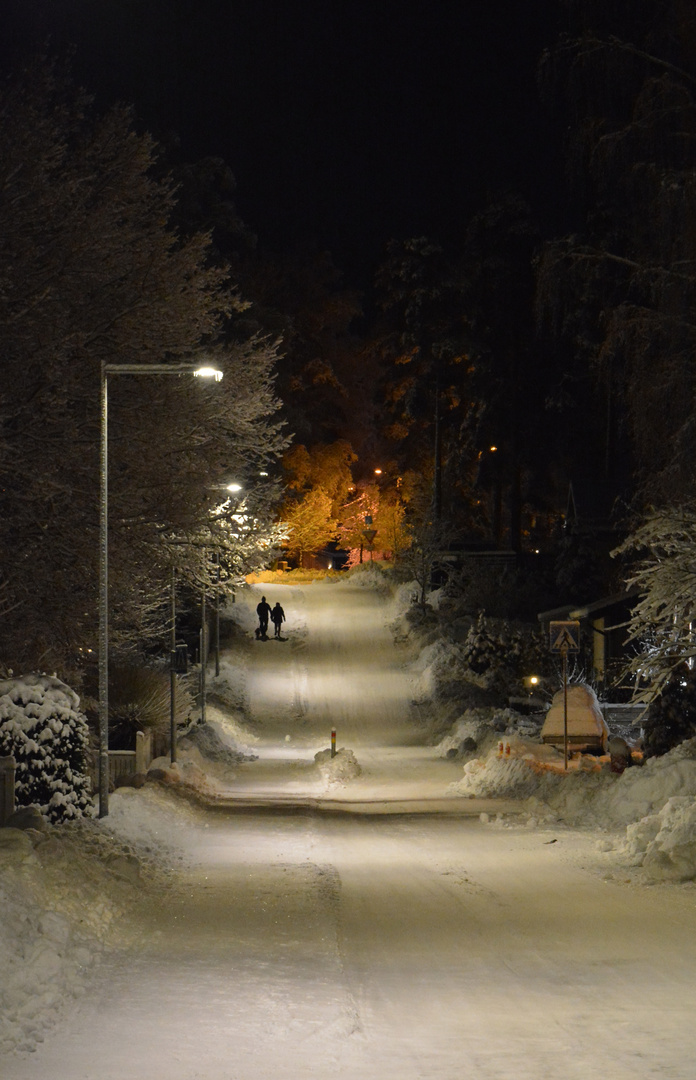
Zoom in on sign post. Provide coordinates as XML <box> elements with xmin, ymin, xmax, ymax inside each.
<box><xmin>169</xmin><ymin>642</ymin><xmax>189</xmax><ymax>764</ymax></box>
<box><xmin>549</xmin><ymin>621</ymin><xmax>580</xmax><ymax>770</ymax></box>
<box><xmin>362</xmin><ymin>529</ymin><xmax>377</xmax><ymax>561</ymax></box>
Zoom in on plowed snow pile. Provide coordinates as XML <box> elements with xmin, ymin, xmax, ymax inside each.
<box><xmin>449</xmin><ymin>735</ymin><xmax>696</xmax><ymax>882</ymax></box>
<box><xmin>0</xmin><ymin>785</ymin><xmax>202</xmax><ymax>1055</ymax></box>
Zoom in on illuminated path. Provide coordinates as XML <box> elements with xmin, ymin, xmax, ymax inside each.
<box><xmin>12</xmin><ymin>579</ymin><xmax>696</xmax><ymax>1079</ymax></box>
<box><xmin>222</xmin><ymin>580</ymin><xmax>470</xmax><ymax>805</ymax></box>
<box><xmin>13</xmin><ymin>810</ymin><xmax>696</xmax><ymax>1080</ymax></box>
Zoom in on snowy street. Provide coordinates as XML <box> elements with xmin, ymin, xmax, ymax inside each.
<box><xmin>7</xmin><ymin>578</ymin><xmax>696</xmax><ymax>1078</ymax></box>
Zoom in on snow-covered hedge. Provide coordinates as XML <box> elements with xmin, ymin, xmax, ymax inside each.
<box><xmin>0</xmin><ymin>674</ymin><xmax>93</xmax><ymax>823</ymax></box>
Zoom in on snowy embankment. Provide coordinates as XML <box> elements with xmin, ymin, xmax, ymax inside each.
<box><xmin>5</xmin><ymin>569</ymin><xmax>696</xmax><ymax>1059</ymax></box>
<box><xmin>446</xmin><ymin>724</ymin><xmax>696</xmax><ymax>825</ymax></box>
<box><xmin>444</xmin><ymin>733</ymin><xmax>696</xmax><ymax>883</ymax></box>
<box><xmin>0</xmin><ymin>662</ymin><xmax>257</xmax><ymax>1059</ymax></box>
<box><xmin>0</xmin><ymin>785</ymin><xmax>199</xmax><ymax>1056</ymax></box>
<box><xmin>397</xmin><ymin>577</ymin><xmax>696</xmax><ymax>886</ymax></box>
<box><xmin>314</xmin><ymin>746</ymin><xmax>362</xmax><ymax>785</ymax></box>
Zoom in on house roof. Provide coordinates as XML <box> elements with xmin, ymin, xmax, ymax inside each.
<box><xmin>537</xmin><ymin>588</ymin><xmax>640</xmax><ymax>624</ymax></box>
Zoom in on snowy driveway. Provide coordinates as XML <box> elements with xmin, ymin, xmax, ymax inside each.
<box><xmin>10</xmin><ymin>579</ymin><xmax>696</xmax><ymax>1079</ymax></box>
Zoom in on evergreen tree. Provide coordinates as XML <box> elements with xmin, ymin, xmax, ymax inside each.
<box><xmin>537</xmin><ymin>0</ymin><xmax>696</xmax><ymax>508</ymax></box>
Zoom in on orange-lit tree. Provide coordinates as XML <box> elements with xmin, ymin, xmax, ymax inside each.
<box><xmin>281</xmin><ymin>489</ymin><xmax>337</xmax><ymax>568</ymax></box>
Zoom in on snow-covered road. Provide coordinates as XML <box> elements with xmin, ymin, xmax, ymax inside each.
<box><xmin>12</xmin><ymin>807</ymin><xmax>696</xmax><ymax>1080</ymax></box>
<box><xmin>10</xmin><ymin>578</ymin><xmax>696</xmax><ymax>1079</ymax></box>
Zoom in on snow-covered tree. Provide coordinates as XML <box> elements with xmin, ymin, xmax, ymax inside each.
<box><xmin>283</xmin><ymin>441</ymin><xmax>357</xmax><ymax>517</ymax></box>
<box><xmin>281</xmin><ymin>489</ymin><xmax>337</xmax><ymax>568</ymax></box>
<box><xmin>0</xmin><ymin>675</ymin><xmax>93</xmax><ymax>823</ymax></box>
<box><xmin>614</xmin><ymin>504</ymin><xmax>696</xmax><ymax>699</ymax></box>
<box><xmin>0</xmin><ymin>57</ymin><xmax>286</xmax><ymax>674</ymax></box>
<box><xmin>641</xmin><ymin>665</ymin><xmax>696</xmax><ymax>758</ymax></box>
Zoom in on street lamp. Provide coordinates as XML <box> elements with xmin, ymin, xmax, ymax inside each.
<box><xmin>98</xmin><ymin>361</ymin><xmax>222</xmax><ymax>818</ymax></box>
<box><xmin>212</xmin><ymin>481</ymin><xmax>244</xmax><ymax>671</ymax></box>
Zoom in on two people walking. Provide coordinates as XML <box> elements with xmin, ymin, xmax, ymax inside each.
<box><xmin>256</xmin><ymin>595</ymin><xmax>286</xmax><ymax>639</ymax></box>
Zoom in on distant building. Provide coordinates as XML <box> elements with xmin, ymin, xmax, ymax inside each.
<box><xmin>538</xmin><ymin>589</ymin><xmax>641</xmax><ymax>702</ymax></box>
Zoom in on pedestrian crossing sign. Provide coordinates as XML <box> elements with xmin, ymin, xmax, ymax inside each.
<box><xmin>170</xmin><ymin>643</ymin><xmax>189</xmax><ymax>674</ymax></box>
<box><xmin>549</xmin><ymin>620</ymin><xmax>580</xmax><ymax>653</ymax></box>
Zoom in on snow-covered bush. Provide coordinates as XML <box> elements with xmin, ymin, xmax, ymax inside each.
<box><xmin>0</xmin><ymin>674</ymin><xmax>93</xmax><ymax>822</ymax></box>
<box><xmin>614</xmin><ymin>504</ymin><xmax>696</xmax><ymax>700</ymax></box>
<box><xmin>459</xmin><ymin>613</ymin><xmax>549</xmax><ymax>699</ymax></box>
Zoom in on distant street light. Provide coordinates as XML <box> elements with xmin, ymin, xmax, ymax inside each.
<box><xmin>99</xmin><ymin>361</ymin><xmax>222</xmax><ymax>817</ymax></box>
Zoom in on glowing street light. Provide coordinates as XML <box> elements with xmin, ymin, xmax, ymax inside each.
<box><xmin>193</xmin><ymin>366</ymin><xmax>224</xmax><ymax>382</ymax></box>
<box><xmin>98</xmin><ymin>361</ymin><xmax>222</xmax><ymax>817</ymax></box>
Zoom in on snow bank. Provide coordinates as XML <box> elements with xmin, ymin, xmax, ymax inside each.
<box><xmin>450</xmin><ymin>734</ymin><xmax>696</xmax><ymax>880</ymax></box>
<box><xmin>178</xmin><ymin>712</ymin><xmax>258</xmax><ymax>783</ymax></box>
<box><xmin>105</xmin><ymin>783</ymin><xmax>208</xmax><ymax>865</ymax></box>
<box><xmin>411</xmin><ymin>639</ymin><xmax>453</xmax><ymax>703</ymax></box>
<box><xmin>0</xmin><ymin>784</ymin><xmax>198</xmax><ymax>1056</ymax></box>
<box><xmin>314</xmin><ymin>747</ymin><xmax>362</xmax><ymax>786</ymax></box>
<box><xmin>436</xmin><ymin>707</ymin><xmax>523</xmax><ymax>759</ymax></box>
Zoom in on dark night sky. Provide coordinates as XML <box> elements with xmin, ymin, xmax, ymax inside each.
<box><xmin>2</xmin><ymin>0</ymin><xmax>564</xmax><ymax>287</ymax></box>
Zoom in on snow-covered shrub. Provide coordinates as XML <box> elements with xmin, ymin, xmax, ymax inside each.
<box><xmin>460</xmin><ymin>613</ymin><xmax>549</xmax><ymax>698</ymax></box>
<box><xmin>0</xmin><ymin>674</ymin><xmax>93</xmax><ymax>822</ymax></box>
<box><xmin>462</xmin><ymin>613</ymin><xmax>507</xmax><ymax>675</ymax></box>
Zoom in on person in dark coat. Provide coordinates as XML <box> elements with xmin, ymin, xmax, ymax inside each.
<box><xmin>256</xmin><ymin>596</ymin><xmax>272</xmax><ymax>638</ymax></box>
<box><xmin>271</xmin><ymin>601</ymin><xmax>286</xmax><ymax>638</ymax></box>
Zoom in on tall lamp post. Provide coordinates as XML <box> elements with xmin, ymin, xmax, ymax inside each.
<box><xmin>99</xmin><ymin>361</ymin><xmax>222</xmax><ymax>818</ymax></box>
